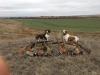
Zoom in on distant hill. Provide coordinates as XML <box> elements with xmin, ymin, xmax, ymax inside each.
<box><xmin>0</xmin><ymin>15</ymin><xmax>100</xmax><ymax>19</ymax></box>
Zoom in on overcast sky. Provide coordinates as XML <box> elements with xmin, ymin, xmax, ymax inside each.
<box><xmin>0</xmin><ymin>0</ymin><xmax>100</xmax><ymax>17</ymax></box>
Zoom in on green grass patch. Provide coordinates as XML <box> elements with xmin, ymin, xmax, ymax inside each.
<box><xmin>17</xmin><ymin>18</ymin><xmax>100</xmax><ymax>32</ymax></box>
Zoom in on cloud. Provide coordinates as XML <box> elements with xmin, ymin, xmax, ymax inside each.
<box><xmin>0</xmin><ymin>0</ymin><xmax>100</xmax><ymax>17</ymax></box>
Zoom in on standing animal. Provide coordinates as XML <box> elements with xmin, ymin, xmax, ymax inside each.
<box><xmin>62</xmin><ymin>30</ymin><xmax>84</xmax><ymax>55</ymax></box>
<box><xmin>35</xmin><ymin>30</ymin><xmax>51</xmax><ymax>41</ymax></box>
<box><xmin>62</xmin><ymin>30</ymin><xmax>79</xmax><ymax>44</ymax></box>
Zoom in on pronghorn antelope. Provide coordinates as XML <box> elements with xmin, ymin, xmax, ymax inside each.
<box><xmin>35</xmin><ymin>30</ymin><xmax>51</xmax><ymax>41</ymax></box>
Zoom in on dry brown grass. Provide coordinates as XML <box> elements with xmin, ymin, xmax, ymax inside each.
<box><xmin>0</xmin><ymin>20</ymin><xmax>100</xmax><ymax>75</ymax></box>
<box><xmin>0</xmin><ymin>33</ymin><xmax>99</xmax><ymax>75</ymax></box>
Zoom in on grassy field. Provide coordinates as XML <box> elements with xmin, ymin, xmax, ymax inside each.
<box><xmin>0</xmin><ymin>18</ymin><xmax>100</xmax><ymax>75</ymax></box>
<box><xmin>18</xmin><ymin>18</ymin><xmax>100</xmax><ymax>32</ymax></box>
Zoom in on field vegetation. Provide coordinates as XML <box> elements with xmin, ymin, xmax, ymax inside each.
<box><xmin>0</xmin><ymin>18</ymin><xmax>100</xmax><ymax>75</ymax></box>
<box><xmin>18</xmin><ymin>18</ymin><xmax>100</xmax><ymax>32</ymax></box>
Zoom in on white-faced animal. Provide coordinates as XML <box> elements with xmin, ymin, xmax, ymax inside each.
<box><xmin>62</xmin><ymin>30</ymin><xmax>79</xmax><ymax>44</ymax></box>
<box><xmin>35</xmin><ymin>30</ymin><xmax>51</xmax><ymax>41</ymax></box>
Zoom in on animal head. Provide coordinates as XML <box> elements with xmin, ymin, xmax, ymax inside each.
<box><xmin>62</xmin><ymin>29</ymin><xmax>68</xmax><ymax>35</ymax></box>
<box><xmin>45</xmin><ymin>29</ymin><xmax>51</xmax><ymax>34</ymax></box>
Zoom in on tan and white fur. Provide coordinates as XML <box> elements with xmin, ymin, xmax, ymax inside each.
<box><xmin>62</xmin><ymin>30</ymin><xmax>79</xmax><ymax>43</ymax></box>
